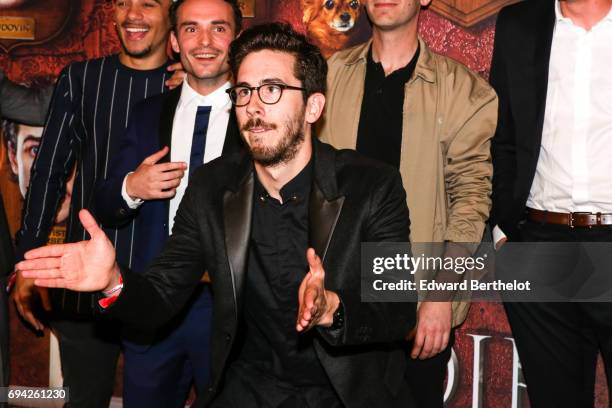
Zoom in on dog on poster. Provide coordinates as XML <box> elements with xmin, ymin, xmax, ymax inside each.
<box><xmin>302</xmin><ymin>0</ymin><xmax>361</xmax><ymax>57</ymax></box>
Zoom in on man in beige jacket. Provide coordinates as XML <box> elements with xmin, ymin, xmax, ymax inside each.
<box><xmin>318</xmin><ymin>0</ymin><xmax>497</xmax><ymax>406</ymax></box>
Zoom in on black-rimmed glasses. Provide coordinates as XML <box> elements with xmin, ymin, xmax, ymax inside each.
<box><xmin>226</xmin><ymin>83</ymin><xmax>306</xmax><ymax>107</ymax></box>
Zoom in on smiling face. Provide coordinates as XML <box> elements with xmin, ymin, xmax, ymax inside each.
<box><xmin>235</xmin><ymin>50</ymin><xmax>312</xmax><ymax>167</ymax></box>
<box><xmin>363</xmin><ymin>0</ymin><xmax>430</xmax><ymax>31</ymax></box>
<box><xmin>114</xmin><ymin>0</ymin><xmax>172</xmax><ymax>60</ymax></box>
<box><xmin>170</xmin><ymin>0</ymin><xmax>236</xmax><ymax>93</ymax></box>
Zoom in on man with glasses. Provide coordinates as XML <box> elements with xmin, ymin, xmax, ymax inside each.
<box><xmin>17</xmin><ymin>23</ymin><xmax>418</xmax><ymax>408</ymax></box>
<box><xmin>94</xmin><ymin>0</ymin><xmax>242</xmax><ymax>406</ymax></box>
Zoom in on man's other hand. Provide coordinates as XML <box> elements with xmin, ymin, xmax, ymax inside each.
<box><xmin>11</xmin><ymin>273</ymin><xmax>51</xmax><ymax>331</ymax></box>
<box><xmin>407</xmin><ymin>301</ymin><xmax>452</xmax><ymax>359</ymax></box>
<box><xmin>296</xmin><ymin>248</ymin><xmax>339</xmax><ymax>332</ymax></box>
<box><xmin>165</xmin><ymin>62</ymin><xmax>186</xmax><ymax>90</ymax></box>
<box><xmin>126</xmin><ymin>146</ymin><xmax>187</xmax><ymax>201</ymax></box>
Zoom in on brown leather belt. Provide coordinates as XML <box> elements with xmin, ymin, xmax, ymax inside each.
<box><xmin>527</xmin><ymin>208</ymin><xmax>612</xmax><ymax>228</ymax></box>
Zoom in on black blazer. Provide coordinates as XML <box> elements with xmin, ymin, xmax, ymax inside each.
<box><xmin>106</xmin><ymin>140</ymin><xmax>417</xmax><ymax>408</ymax></box>
<box><xmin>490</xmin><ymin>0</ymin><xmax>556</xmax><ymax>240</ymax></box>
<box><xmin>95</xmin><ymin>87</ymin><xmax>243</xmax><ymax>274</ymax></box>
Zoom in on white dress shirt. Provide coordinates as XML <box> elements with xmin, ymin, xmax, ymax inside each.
<box><xmin>494</xmin><ymin>1</ymin><xmax>612</xmax><ymax>244</ymax></box>
<box><xmin>122</xmin><ymin>79</ymin><xmax>232</xmax><ymax>232</ymax></box>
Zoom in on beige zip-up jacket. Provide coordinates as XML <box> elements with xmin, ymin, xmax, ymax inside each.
<box><xmin>319</xmin><ymin>38</ymin><xmax>498</xmax><ymax>327</ymax></box>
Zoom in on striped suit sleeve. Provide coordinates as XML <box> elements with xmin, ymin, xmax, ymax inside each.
<box><xmin>14</xmin><ymin>65</ymin><xmax>79</xmax><ymax>262</ymax></box>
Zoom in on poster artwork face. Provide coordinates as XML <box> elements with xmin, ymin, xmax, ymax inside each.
<box><xmin>4</xmin><ymin>122</ymin><xmax>75</xmax><ymax>225</ymax></box>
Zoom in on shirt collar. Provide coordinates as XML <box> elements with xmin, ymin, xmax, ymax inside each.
<box><xmin>366</xmin><ymin>42</ymin><xmax>420</xmax><ymax>83</ymax></box>
<box><xmin>254</xmin><ymin>159</ymin><xmax>313</xmax><ymax>204</ymax></box>
<box><xmin>178</xmin><ymin>78</ymin><xmax>231</xmax><ymax>109</ymax></box>
<box><xmin>554</xmin><ymin>0</ymin><xmax>568</xmax><ymax>22</ymax></box>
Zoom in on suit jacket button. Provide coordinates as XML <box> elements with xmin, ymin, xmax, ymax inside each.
<box><xmin>208</xmin><ymin>386</ymin><xmax>214</xmax><ymax>392</ymax></box>
<box><xmin>118</xmin><ymin>208</ymin><xmax>126</xmax><ymax>216</ymax></box>
<box><xmin>225</xmin><ymin>334</ymin><xmax>231</xmax><ymax>342</ymax></box>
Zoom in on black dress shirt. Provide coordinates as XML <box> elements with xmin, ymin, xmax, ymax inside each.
<box><xmin>236</xmin><ymin>160</ymin><xmax>337</xmax><ymax>393</ymax></box>
<box><xmin>356</xmin><ymin>45</ymin><xmax>420</xmax><ymax>168</ymax></box>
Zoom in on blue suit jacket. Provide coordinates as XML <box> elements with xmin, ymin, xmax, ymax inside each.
<box><xmin>94</xmin><ymin>87</ymin><xmax>242</xmax><ymax>274</ymax></box>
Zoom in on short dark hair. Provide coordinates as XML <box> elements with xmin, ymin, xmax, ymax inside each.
<box><xmin>1</xmin><ymin>120</ymin><xmax>17</xmax><ymax>151</ymax></box>
<box><xmin>228</xmin><ymin>22</ymin><xmax>327</xmax><ymax>102</ymax></box>
<box><xmin>170</xmin><ymin>0</ymin><xmax>243</xmax><ymax>34</ymax></box>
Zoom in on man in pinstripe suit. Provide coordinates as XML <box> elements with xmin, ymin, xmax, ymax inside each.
<box><xmin>10</xmin><ymin>1</ymin><xmax>174</xmax><ymax>406</ymax></box>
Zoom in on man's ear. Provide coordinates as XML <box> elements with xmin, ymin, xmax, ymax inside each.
<box><xmin>170</xmin><ymin>30</ymin><xmax>180</xmax><ymax>54</ymax></box>
<box><xmin>7</xmin><ymin>142</ymin><xmax>18</xmax><ymax>177</ymax></box>
<box><xmin>305</xmin><ymin>92</ymin><xmax>326</xmax><ymax>124</ymax></box>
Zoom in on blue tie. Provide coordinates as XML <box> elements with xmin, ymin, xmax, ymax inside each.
<box><xmin>189</xmin><ymin>106</ymin><xmax>211</xmax><ymax>180</ymax></box>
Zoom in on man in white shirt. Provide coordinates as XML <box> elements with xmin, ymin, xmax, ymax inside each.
<box><xmin>94</xmin><ymin>0</ymin><xmax>242</xmax><ymax>406</ymax></box>
<box><xmin>491</xmin><ymin>0</ymin><xmax>612</xmax><ymax>406</ymax></box>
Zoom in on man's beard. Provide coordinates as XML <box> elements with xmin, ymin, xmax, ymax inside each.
<box><xmin>242</xmin><ymin>110</ymin><xmax>306</xmax><ymax>167</ymax></box>
<box><xmin>117</xmin><ymin>26</ymin><xmax>153</xmax><ymax>59</ymax></box>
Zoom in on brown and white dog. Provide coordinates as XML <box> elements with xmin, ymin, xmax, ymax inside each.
<box><xmin>302</xmin><ymin>0</ymin><xmax>361</xmax><ymax>58</ymax></box>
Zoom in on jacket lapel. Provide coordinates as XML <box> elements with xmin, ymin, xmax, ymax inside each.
<box><xmin>222</xmin><ymin>108</ymin><xmax>243</xmax><ymax>155</ymax></box>
<box><xmin>309</xmin><ymin>140</ymin><xmax>344</xmax><ymax>261</ymax></box>
<box><xmin>157</xmin><ymin>87</ymin><xmax>181</xmax><ymax>163</ymax></box>
<box><xmin>157</xmin><ymin>87</ymin><xmax>182</xmax><ymax>235</ymax></box>
<box><xmin>222</xmin><ymin>154</ymin><xmax>253</xmax><ymax>311</ymax></box>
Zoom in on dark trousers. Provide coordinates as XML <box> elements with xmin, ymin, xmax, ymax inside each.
<box><xmin>123</xmin><ymin>285</ymin><xmax>212</xmax><ymax>408</ymax></box>
<box><xmin>405</xmin><ymin>329</ymin><xmax>454</xmax><ymax>408</ymax></box>
<box><xmin>210</xmin><ymin>360</ymin><xmax>343</xmax><ymax>408</ymax></box>
<box><xmin>503</xmin><ymin>221</ymin><xmax>612</xmax><ymax>408</ymax></box>
<box><xmin>52</xmin><ymin>317</ymin><xmax>120</xmax><ymax>408</ymax></box>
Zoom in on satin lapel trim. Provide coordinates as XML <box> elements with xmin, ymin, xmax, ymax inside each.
<box><xmin>223</xmin><ymin>173</ymin><xmax>253</xmax><ymax>315</ymax></box>
<box><xmin>222</xmin><ymin>109</ymin><xmax>241</xmax><ymax>155</ymax></box>
<box><xmin>309</xmin><ymin>183</ymin><xmax>345</xmax><ymax>262</ymax></box>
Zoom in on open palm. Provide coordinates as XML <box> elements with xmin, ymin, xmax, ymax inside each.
<box><xmin>17</xmin><ymin>209</ymin><xmax>118</xmax><ymax>292</ymax></box>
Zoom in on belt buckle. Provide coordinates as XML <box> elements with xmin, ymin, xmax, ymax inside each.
<box><xmin>570</xmin><ymin>212</ymin><xmax>594</xmax><ymax>228</ymax></box>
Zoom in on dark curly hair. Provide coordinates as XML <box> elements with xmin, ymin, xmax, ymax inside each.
<box><xmin>228</xmin><ymin>22</ymin><xmax>327</xmax><ymax>102</ymax></box>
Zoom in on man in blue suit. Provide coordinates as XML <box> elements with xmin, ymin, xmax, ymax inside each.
<box><xmin>95</xmin><ymin>0</ymin><xmax>242</xmax><ymax>406</ymax></box>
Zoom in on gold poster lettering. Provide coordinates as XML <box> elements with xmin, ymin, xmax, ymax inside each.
<box><xmin>0</xmin><ymin>16</ymin><xmax>35</xmax><ymax>40</ymax></box>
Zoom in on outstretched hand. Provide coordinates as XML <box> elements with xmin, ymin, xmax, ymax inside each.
<box><xmin>296</xmin><ymin>248</ymin><xmax>339</xmax><ymax>332</ymax></box>
<box><xmin>16</xmin><ymin>209</ymin><xmax>121</xmax><ymax>293</ymax></box>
